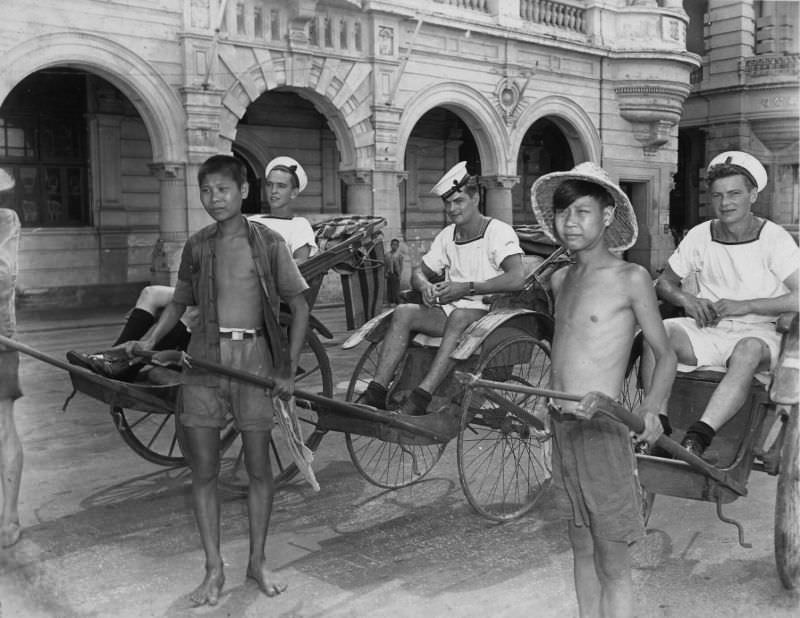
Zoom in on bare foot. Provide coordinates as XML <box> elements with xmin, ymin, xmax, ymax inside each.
<box><xmin>246</xmin><ymin>563</ymin><xmax>287</xmax><ymax>597</ymax></box>
<box><xmin>188</xmin><ymin>567</ymin><xmax>225</xmax><ymax>606</ymax></box>
<box><xmin>0</xmin><ymin>521</ymin><xmax>21</xmax><ymax>548</ymax></box>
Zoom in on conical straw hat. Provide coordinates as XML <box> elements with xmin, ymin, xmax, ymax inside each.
<box><xmin>530</xmin><ymin>162</ymin><xmax>638</xmax><ymax>252</ymax></box>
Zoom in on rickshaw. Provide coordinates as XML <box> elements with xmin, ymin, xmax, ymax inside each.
<box><xmin>333</xmin><ymin>225</ymin><xmax>565</xmax><ymax>523</ymax></box>
<box><xmin>51</xmin><ymin>215</ymin><xmax>390</xmax><ymax>484</ymax></box>
<box><xmin>455</xmin><ymin>305</ymin><xmax>800</xmax><ymax>590</ymax></box>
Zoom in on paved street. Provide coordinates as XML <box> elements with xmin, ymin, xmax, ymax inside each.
<box><xmin>0</xmin><ymin>305</ymin><xmax>798</xmax><ymax>617</ymax></box>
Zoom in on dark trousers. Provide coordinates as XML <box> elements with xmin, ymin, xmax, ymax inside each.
<box><xmin>386</xmin><ymin>274</ymin><xmax>401</xmax><ymax>304</ymax></box>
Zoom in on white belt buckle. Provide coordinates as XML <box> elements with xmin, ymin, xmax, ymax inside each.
<box><xmin>231</xmin><ymin>330</ymin><xmax>244</xmax><ymax>341</ymax></box>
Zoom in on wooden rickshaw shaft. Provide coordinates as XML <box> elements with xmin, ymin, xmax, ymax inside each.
<box><xmin>134</xmin><ymin>350</ymin><xmax>448</xmax><ymax>442</ymax></box>
<box><xmin>455</xmin><ymin>370</ymin><xmax>748</xmax><ymax>496</ymax></box>
<box><xmin>0</xmin><ymin>334</ymin><xmax>447</xmax><ymax>443</ymax></box>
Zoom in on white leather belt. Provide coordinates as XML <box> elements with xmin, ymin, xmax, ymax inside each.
<box><xmin>219</xmin><ymin>327</ymin><xmax>264</xmax><ymax>340</ymax></box>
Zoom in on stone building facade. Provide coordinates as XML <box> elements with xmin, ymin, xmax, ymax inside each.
<box><xmin>675</xmin><ymin>0</ymin><xmax>798</xmax><ymax>238</ymax></box>
<box><xmin>0</xmin><ymin>0</ymin><xmax>698</xmax><ymax>308</ymax></box>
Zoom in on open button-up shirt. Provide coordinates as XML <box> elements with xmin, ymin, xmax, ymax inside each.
<box><xmin>173</xmin><ymin>216</ymin><xmax>308</xmax><ymax>386</ymax></box>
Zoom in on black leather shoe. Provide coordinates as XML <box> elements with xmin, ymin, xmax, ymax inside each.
<box><xmin>681</xmin><ymin>435</ymin><xmax>707</xmax><ymax>458</ymax></box>
<box><xmin>68</xmin><ymin>350</ymin><xmax>137</xmax><ymax>381</ymax></box>
<box><xmin>66</xmin><ymin>350</ymin><xmax>94</xmax><ymax>371</ymax></box>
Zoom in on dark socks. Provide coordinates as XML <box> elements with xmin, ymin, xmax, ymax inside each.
<box><xmin>113</xmin><ymin>308</ymin><xmax>156</xmax><ymax>346</ymax></box>
<box><xmin>684</xmin><ymin>421</ymin><xmax>715</xmax><ymax>450</ymax></box>
<box><xmin>402</xmin><ymin>387</ymin><xmax>432</xmax><ymax>416</ymax></box>
<box><xmin>659</xmin><ymin>414</ymin><xmax>673</xmax><ymax>436</ymax></box>
<box><xmin>357</xmin><ymin>381</ymin><xmax>388</xmax><ymax>409</ymax></box>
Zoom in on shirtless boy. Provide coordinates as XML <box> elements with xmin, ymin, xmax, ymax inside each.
<box><xmin>129</xmin><ymin>155</ymin><xmax>309</xmax><ymax>605</ymax></box>
<box><xmin>69</xmin><ymin>156</ymin><xmax>316</xmax><ymax>380</ymax></box>
<box><xmin>532</xmin><ymin>163</ymin><xmax>676</xmax><ymax>617</ymax></box>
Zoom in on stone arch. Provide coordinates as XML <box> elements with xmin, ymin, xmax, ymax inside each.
<box><xmin>397</xmin><ymin>83</ymin><xmax>509</xmax><ymax>175</ymax></box>
<box><xmin>0</xmin><ymin>32</ymin><xmax>185</xmax><ymax>163</ymax></box>
<box><xmin>510</xmin><ymin>96</ymin><xmax>600</xmax><ymax>167</ymax></box>
<box><xmin>214</xmin><ymin>50</ymin><xmax>367</xmax><ymax>169</ymax></box>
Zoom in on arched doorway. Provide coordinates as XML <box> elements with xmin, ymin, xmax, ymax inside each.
<box><xmin>235</xmin><ymin>89</ymin><xmax>342</xmax><ymax>219</ymax></box>
<box><xmin>1</xmin><ymin>67</ymin><xmax>160</xmax><ymax>306</ymax></box>
<box><xmin>1</xmin><ymin>69</ymin><xmax>94</xmax><ymax>227</ymax></box>
<box><xmin>513</xmin><ymin>118</ymin><xmax>575</xmax><ymax>225</ymax></box>
<box><xmin>402</xmin><ymin>108</ymin><xmax>480</xmax><ymax>241</ymax></box>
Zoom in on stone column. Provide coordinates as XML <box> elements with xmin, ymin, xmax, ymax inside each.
<box><xmin>339</xmin><ymin>169</ymin><xmax>373</xmax><ymax>216</ymax></box>
<box><xmin>372</xmin><ymin>170</ymin><xmax>407</xmax><ymax>241</ymax></box>
<box><xmin>148</xmin><ymin>163</ymin><xmax>187</xmax><ymax>285</ymax></box>
<box><xmin>482</xmin><ymin>175</ymin><xmax>519</xmax><ymax>224</ymax></box>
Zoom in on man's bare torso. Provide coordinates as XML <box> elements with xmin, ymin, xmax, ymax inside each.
<box><xmin>215</xmin><ymin>231</ymin><xmax>263</xmax><ymax>328</ymax></box>
<box><xmin>551</xmin><ymin>260</ymin><xmax>637</xmax><ymax>410</ymax></box>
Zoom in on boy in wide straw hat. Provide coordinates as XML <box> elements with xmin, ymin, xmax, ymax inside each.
<box><xmin>531</xmin><ymin>162</ymin><xmax>676</xmax><ymax>617</ymax></box>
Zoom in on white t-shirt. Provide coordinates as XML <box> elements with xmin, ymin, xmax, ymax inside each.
<box><xmin>248</xmin><ymin>215</ymin><xmax>318</xmax><ymax>258</ymax></box>
<box><xmin>423</xmin><ymin>218</ymin><xmax>522</xmax><ymax>310</ymax></box>
<box><xmin>668</xmin><ymin>219</ymin><xmax>799</xmax><ymax>324</ymax></box>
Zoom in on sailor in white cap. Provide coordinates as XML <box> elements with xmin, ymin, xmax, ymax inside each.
<box><xmin>355</xmin><ymin>161</ymin><xmax>526</xmax><ymax>417</ymax></box>
<box><xmin>249</xmin><ymin>156</ymin><xmax>317</xmax><ymax>263</ymax></box>
<box><xmin>645</xmin><ymin>150</ymin><xmax>799</xmax><ymax>458</ymax></box>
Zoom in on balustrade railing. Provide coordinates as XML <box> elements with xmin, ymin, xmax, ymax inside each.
<box><xmin>219</xmin><ymin>1</ymin><xmax>366</xmax><ymax>55</ymax></box>
<box><xmin>433</xmin><ymin>0</ymin><xmax>490</xmax><ymax>12</ymax></box>
<box><xmin>215</xmin><ymin>1</ymin><xmax>592</xmax><ymax>48</ymax></box>
<box><xmin>519</xmin><ymin>0</ymin><xmax>586</xmax><ymax>34</ymax></box>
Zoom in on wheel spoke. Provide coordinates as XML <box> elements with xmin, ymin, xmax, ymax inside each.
<box><xmin>145</xmin><ymin>414</ymin><xmax>172</xmax><ymax>450</ymax></box>
<box><xmin>345</xmin><ymin>342</ymin><xmax>445</xmax><ymax>488</ymax></box>
<box><xmin>458</xmin><ymin>335</ymin><xmax>552</xmax><ymax>521</ymax></box>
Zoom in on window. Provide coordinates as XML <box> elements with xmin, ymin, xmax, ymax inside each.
<box><xmin>0</xmin><ymin>70</ymin><xmax>90</xmax><ymax>226</ymax></box>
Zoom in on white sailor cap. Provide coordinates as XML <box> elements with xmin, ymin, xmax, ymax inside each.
<box><xmin>0</xmin><ymin>168</ymin><xmax>14</xmax><ymax>192</ymax></box>
<box><xmin>431</xmin><ymin>161</ymin><xmax>470</xmax><ymax>199</ymax></box>
<box><xmin>265</xmin><ymin>156</ymin><xmax>307</xmax><ymax>193</ymax></box>
<box><xmin>707</xmin><ymin>151</ymin><xmax>768</xmax><ymax>193</ymax></box>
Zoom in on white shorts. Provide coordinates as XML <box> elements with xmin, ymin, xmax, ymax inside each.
<box><xmin>666</xmin><ymin>317</ymin><xmax>781</xmax><ymax>372</ymax></box>
<box><xmin>439</xmin><ymin>297</ymin><xmax>488</xmax><ymax>317</ymax></box>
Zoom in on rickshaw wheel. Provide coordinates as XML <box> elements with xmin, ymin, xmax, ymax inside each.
<box><xmin>624</xmin><ymin>338</ymin><xmax>656</xmax><ymax>526</ymax></box>
<box><xmin>775</xmin><ymin>404</ymin><xmax>800</xmax><ymax>590</ymax></box>
<box><xmin>114</xmin><ymin>406</ymin><xmax>199</xmax><ymax>467</ymax></box>
<box><xmin>457</xmin><ymin>335</ymin><xmax>552</xmax><ymax>522</ymax></box>
<box><xmin>344</xmin><ymin>342</ymin><xmax>446</xmax><ymax>489</ymax></box>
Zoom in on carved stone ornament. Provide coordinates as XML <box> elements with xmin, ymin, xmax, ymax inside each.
<box><xmin>495</xmin><ymin>78</ymin><xmax>522</xmax><ymax>124</ymax></box>
<box><xmin>378</xmin><ymin>26</ymin><xmax>394</xmax><ymax>56</ymax></box>
<box><xmin>614</xmin><ymin>83</ymin><xmax>688</xmax><ymax>154</ymax></box>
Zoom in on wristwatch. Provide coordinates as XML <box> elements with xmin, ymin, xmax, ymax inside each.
<box><xmin>468</xmin><ymin>281</ymin><xmax>476</xmax><ymax>295</ymax></box>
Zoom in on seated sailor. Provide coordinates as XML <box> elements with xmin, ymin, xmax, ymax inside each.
<box><xmin>640</xmin><ymin>151</ymin><xmax>799</xmax><ymax>458</ymax></box>
<box><xmin>356</xmin><ymin>161</ymin><xmax>526</xmax><ymax>415</ymax></box>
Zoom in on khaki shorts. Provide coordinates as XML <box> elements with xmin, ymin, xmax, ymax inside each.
<box><xmin>666</xmin><ymin>317</ymin><xmax>781</xmax><ymax>371</ymax></box>
<box><xmin>0</xmin><ymin>349</ymin><xmax>22</xmax><ymax>401</ymax></box>
<box><xmin>550</xmin><ymin>411</ymin><xmax>644</xmax><ymax>544</ymax></box>
<box><xmin>179</xmin><ymin>335</ymin><xmax>275</xmax><ymax>432</ymax></box>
